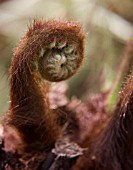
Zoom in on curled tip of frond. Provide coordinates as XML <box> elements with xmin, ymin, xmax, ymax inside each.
<box><xmin>14</xmin><ymin>19</ymin><xmax>85</xmax><ymax>82</ymax></box>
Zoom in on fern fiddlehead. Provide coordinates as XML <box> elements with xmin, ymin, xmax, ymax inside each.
<box><xmin>3</xmin><ymin>20</ymin><xmax>85</xmax><ymax>155</ymax></box>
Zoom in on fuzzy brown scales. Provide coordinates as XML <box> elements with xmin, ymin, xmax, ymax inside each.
<box><xmin>73</xmin><ymin>69</ymin><xmax>133</xmax><ymax>170</ymax></box>
<box><xmin>120</xmin><ymin>70</ymin><xmax>133</xmax><ymax>114</ymax></box>
<box><xmin>3</xmin><ymin>19</ymin><xmax>85</xmax><ymax>158</ymax></box>
<box><xmin>14</xmin><ymin>20</ymin><xmax>85</xmax><ymax>82</ymax></box>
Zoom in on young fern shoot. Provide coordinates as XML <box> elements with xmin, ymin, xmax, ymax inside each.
<box><xmin>3</xmin><ymin>20</ymin><xmax>85</xmax><ymax>156</ymax></box>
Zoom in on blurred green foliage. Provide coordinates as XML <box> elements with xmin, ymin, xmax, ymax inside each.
<box><xmin>0</xmin><ymin>0</ymin><xmax>133</xmax><ymax>114</ymax></box>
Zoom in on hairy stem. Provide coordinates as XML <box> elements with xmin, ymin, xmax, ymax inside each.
<box><xmin>3</xmin><ymin>20</ymin><xmax>85</xmax><ymax>154</ymax></box>
<box><xmin>87</xmin><ymin>69</ymin><xmax>133</xmax><ymax>170</ymax></box>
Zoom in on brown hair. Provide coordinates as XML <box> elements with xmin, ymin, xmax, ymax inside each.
<box><xmin>3</xmin><ymin>19</ymin><xmax>85</xmax><ymax>155</ymax></box>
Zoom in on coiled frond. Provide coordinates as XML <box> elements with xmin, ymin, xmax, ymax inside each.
<box><xmin>14</xmin><ymin>20</ymin><xmax>85</xmax><ymax>82</ymax></box>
